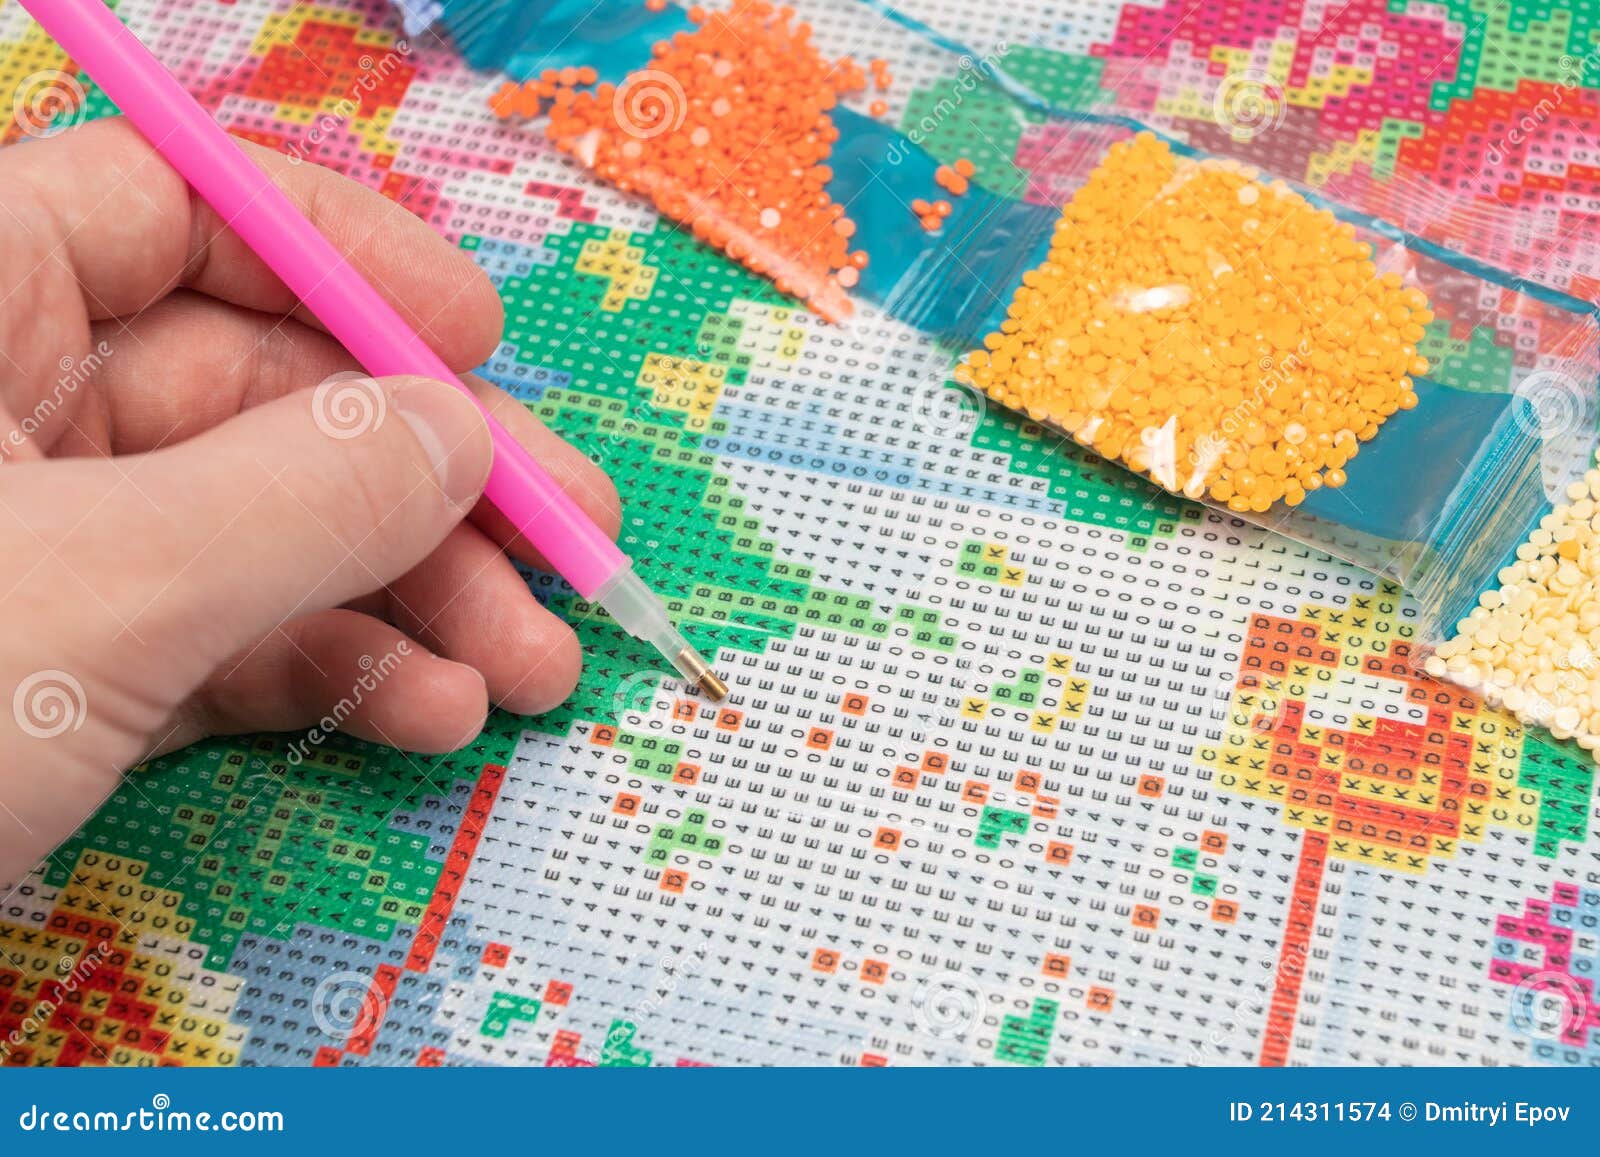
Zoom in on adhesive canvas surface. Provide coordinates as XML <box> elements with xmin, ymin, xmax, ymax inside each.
<box><xmin>2</xmin><ymin>0</ymin><xmax>1599</xmax><ymax>1068</ymax></box>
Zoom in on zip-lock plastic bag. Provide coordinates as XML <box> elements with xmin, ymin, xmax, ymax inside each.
<box><xmin>815</xmin><ymin>0</ymin><xmax>1600</xmax><ymax>749</ymax></box>
<box><xmin>862</xmin><ymin>114</ymin><xmax>1599</xmax><ymax>614</ymax></box>
<box><xmin>403</xmin><ymin>0</ymin><xmax>1600</xmax><ymax>749</ymax></box>
<box><xmin>876</xmin><ymin>0</ymin><xmax>1600</xmax><ymax>311</ymax></box>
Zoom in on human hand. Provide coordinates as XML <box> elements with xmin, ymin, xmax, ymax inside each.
<box><xmin>0</xmin><ymin>118</ymin><xmax>619</xmax><ymax>883</ymax></box>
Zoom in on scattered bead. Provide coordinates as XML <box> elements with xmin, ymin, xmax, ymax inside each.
<box><xmin>953</xmin><ymin>156</ymin><xmax>976</xmax><ymax>178</ymax></box>
<box><xmin>489</xmin><ymin>81</ymin><xmax>521</xmax><ymax>118</ymax></box>
<box><xmin>912</xmin><ymin>195</ymin><xmax>953</xmax><ymax>228</ymax></box>
<box><xmin>953</xmin><ymin>133</ymin><xmax>1430</xmax><ymax>509</ymax></box>
<box><xmin>934</xmin><ymin>164</ymin><xmax>969</xmax><ymax>196</ymax></box>
<box><xmin>490</xmin><ymin>66</ymin><xmax>601</xmax><ymax>122</ymax></box>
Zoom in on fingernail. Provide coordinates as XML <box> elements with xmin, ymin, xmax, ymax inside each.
<box><xmin>391</xmin><ymin>379</ymin><xmax>489</xmax><ymax>512</ymax></box>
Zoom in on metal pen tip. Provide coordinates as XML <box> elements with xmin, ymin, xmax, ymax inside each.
<box><xmin>696</xmin><ymin>669</ymin><xmax>730</xmax><ymax>702</ymax></box>
<box><xmin>676</xmin><ymin>646</ymin><xmax>729</xmax><ymax>702</ymax></box>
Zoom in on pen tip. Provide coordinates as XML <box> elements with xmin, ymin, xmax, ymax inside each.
<box><xmin>697</xmin><ymin>669</ymin><xmax>730</xmax><ymax>703</ymax></box>
<box><xmin>675</xmin><ymin>644</ymin><xmax>729</xmax><ymax>702</ymax></box>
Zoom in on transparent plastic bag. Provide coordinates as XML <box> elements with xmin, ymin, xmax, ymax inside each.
<box><xmin>427</xmin><ymin>0</ymin><xmax>1083</xmax><ymax>324</ymax></box>
<box><xmin>832</xmin><ymin>0</ymin><xmax>1600</xmax><ymax>750</ymax></box>
<box><xmin>404</xmin><ymin>0</ymin><xmax>1600</xmax><ymax>749</ymax></box>
<box><xmin>858</xmin><ymin>112</ymin><xmax>1600</xmax><ymax>641</ymax></box>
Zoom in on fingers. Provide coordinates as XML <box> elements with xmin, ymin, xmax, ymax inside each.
<box><xmin>71</xmin><ymin>291</ymin><xmax>357</xmax><ymax>456</ymax></box>
<box><xmin>4</xmin><ymin>117</ymin><xmax>503</xmax><ymax>353</ymax></box>
<box><xmin>154</xmin><ymin>609</ymin><xmax>489</xmax><ymax>758</ymax></box>
<box><xmin>384</xmin><ymin>522</ymin><xmax>583</xmax><ymax>715</ymax></box>
<box><xmin>63</xmin><ymin>304</ymin><xmax>622</xmax><ymax>567</ymax></box>
<box><xmin>0</xmin><ymin>375</ymin><xmax>491</xmax><ymax>685</ymax></box>
<box><xmin>0</xmin><ymin>117</ymin><xmax>503</xmax><ymax>449</ymax></box>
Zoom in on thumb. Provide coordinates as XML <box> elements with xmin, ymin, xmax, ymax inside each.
<box><xmin>100</xmin><ymin>374</ymin><xmax>490</xmax><ymax>668</ymax></box>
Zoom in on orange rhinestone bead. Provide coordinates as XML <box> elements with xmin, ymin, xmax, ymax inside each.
<box><xmin>953</xmin><ymin>134</ymin><xmax>1429</xmax><ymax>507</ymax></box>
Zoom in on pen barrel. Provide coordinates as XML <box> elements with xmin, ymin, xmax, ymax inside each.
<box><xmin>20</xmin><ymin>0</ymin><xmax>627</xmax><ymax>598</ymax></box>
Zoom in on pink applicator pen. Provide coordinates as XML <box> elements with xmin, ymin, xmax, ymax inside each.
<box><xmin>20</xmin><ymin>0</ymin><xmax>729</xmax><ymax>702</ymax></box>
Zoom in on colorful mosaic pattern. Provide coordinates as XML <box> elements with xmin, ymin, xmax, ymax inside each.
<box><xmin>0</xmin><ymin>0</ymin><xmax>1597</xmax><ymax>1068</ymax></box>
<box><xmin>1208</xmin><ymin>594</ymin><xmax>1593</xmax><ymax>873</ymax></box>
<box><xmin>894</xmin><ymin>0</ymin><xmax>1600</xmax><ymax>300</ymax></box>
<box><xmin>1491</xmin><ymin>883</ymin><xmax>1600</xmax><ymax>1065</ymax></box>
